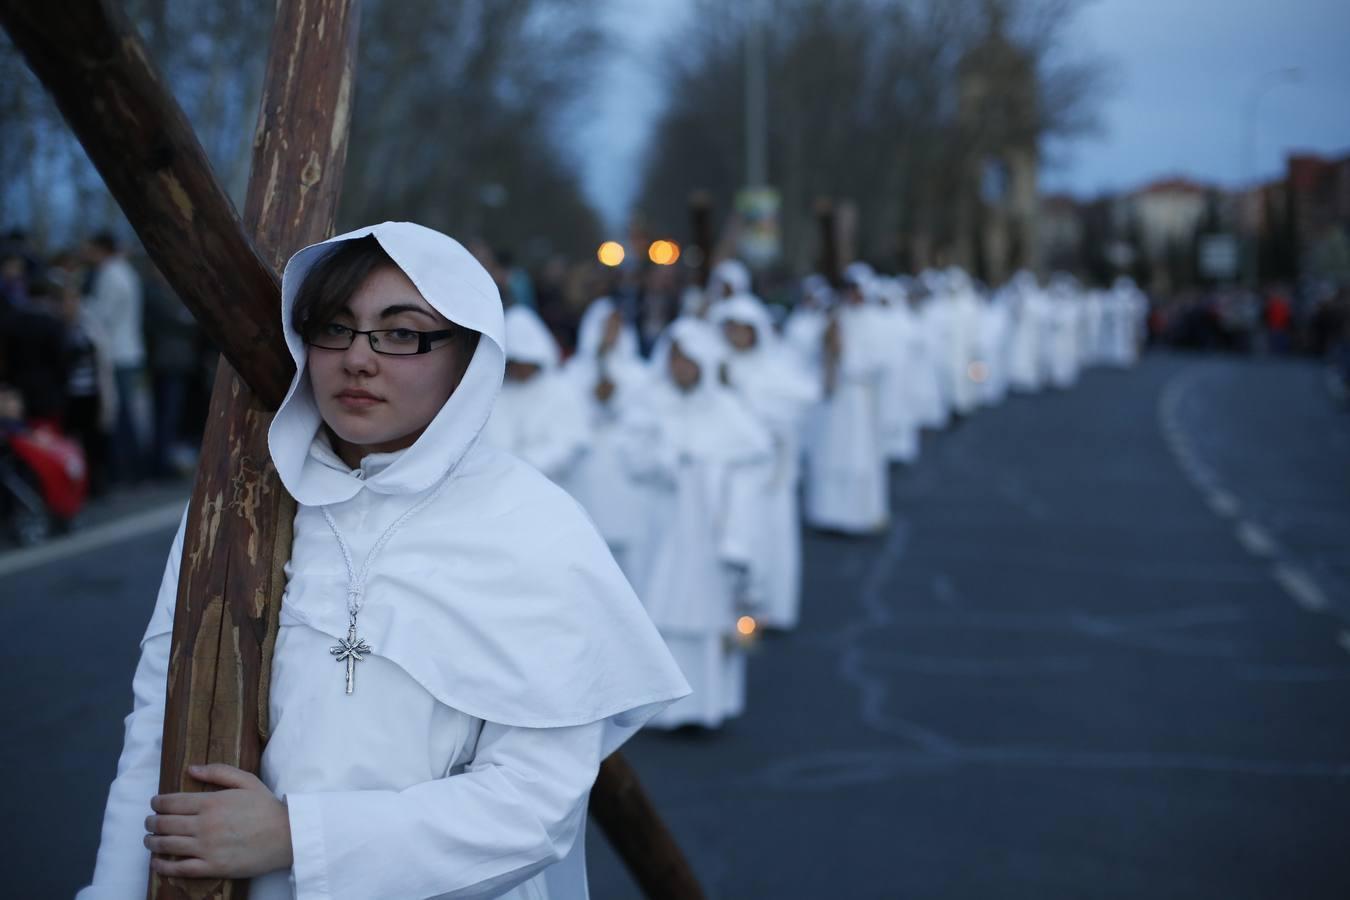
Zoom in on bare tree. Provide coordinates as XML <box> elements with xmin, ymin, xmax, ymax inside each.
<box><xmin>2</xmin><ymin>0</ymin><xmax>606</xmax><ymax>260</ymax></box>
<box><xmin>635</xmin><ymin>0</ymin><xmax>1109</xmax><ymax>276</ymax></box>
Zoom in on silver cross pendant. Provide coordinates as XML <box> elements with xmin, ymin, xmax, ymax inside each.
<box><xmin>329</xmin><ymin>623</ymin><xmax>372</xmax><ymax>695</ymax></box>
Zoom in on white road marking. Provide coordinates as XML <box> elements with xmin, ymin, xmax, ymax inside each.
<box><xmin>1235</xmin><ymin>521</ymin><xmax>1278</xmax><ymax>557</ymax></box>
<box><xmin>0</xmin><ymin>500</ymin><xmax>186</xmax><ymax>579</ymax></box>
<box><xmin>1206</xmin><ymin>489</ymin><xmax>1240</xmax><ymax>517</ymax></box>
<box><xmin>1272</xmin><ymin>563</ymin><xmax>1328</xmax><ymax>612</ymax></box>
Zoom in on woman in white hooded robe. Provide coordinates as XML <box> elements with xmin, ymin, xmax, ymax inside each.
<box><xmin>1043</xmin><ymin>275</ymin><xmax>1083</xmax><ymax>389</ymax></box>
<box><xmin>79</xmin><ymin>223</ymin><xmax>689</xmax><ymax>900</ymax></box>
<box><xmin>618</xmin><ymin>318</ymin><xmax>773</xmax><ymax>729</ymax></box>
<box><xmin>710</xmin><ymin>294</ymin><xmax>821</xmax><ymax>630</ymax></box>
<box><xmin>976</xmin><ymin>288</ymin><xmax>1012</xmax><ymax>407</ymax></box>
<box><xmin>940</xmin><ymin>268</ymin><xmax>984</xmax><ymax>417</ymax></box>
<box><xmin>481</xmin><ymin>304</ymin><xmax>590</xmax><ymax>485</ymax></box>
<box><xmin>1005</xmin><ymin>271</ymin><xmax>1047</xmax><ymax>393</ymax></box>
<box><xmin>559</xmin><ymin>297</ymin><xmax>651</xmax><ymax>581</ymax></box>
<box><xmin>803</xmin><ymin>277</ymin><xmax>890</xmax><ymax>534</ymax></box>
<box><xmin>870</xmin><ymin>274</ymin><xmax>925</xmax><ymax>463</ymax></box>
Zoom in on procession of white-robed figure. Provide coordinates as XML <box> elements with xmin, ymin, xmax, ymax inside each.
<box><xmin>484</xmin><ymin>259</ymin><xmax>1149</xmax><ymax>731</ymax></box>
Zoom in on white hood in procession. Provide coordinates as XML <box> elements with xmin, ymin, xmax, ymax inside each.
<box><xmin>269</xmin><ymin>221</ymin><xmax>506</xmax><ymax>505</ymax></box>
<box><xmin>253</xmin><ymin>221</ymin><xmax>688</xmax><ymax>738</ymax></box>
<box><xmin>503</xmin><ymin>304</ymin><xmax>561</xmax><ymax>370</ymax></box>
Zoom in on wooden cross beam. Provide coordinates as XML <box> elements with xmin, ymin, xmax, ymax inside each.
<box><xmin>1</xmin><ymin>3</ymin><xmax>703</xmax><ymax>898</ymax></box>
<box><xmin>688</xmin><ymin>190</ymin><xmax>715</xmax><ymax>288</ymax></box>
<box><xmin>815</xmin><ymin>197</ymin><xmax>842</xmax><ymax>288</ymax></box>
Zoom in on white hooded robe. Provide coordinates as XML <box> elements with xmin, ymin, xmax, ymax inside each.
<box><xmin>803</xmin><ymin>301</ymin><xmax>890</xmax><ymax>534</ymax></box>
<box><xmin>80</xmin><ymin>222</ymin><xmax>689</xmax><ymax>900</ymax></box>
<box><xmin>618</xmin><ymin>318</ymin><xmax>773</xmax><ymax>729</ymax></box>
<box><xmin>559</xmin><ymin>298</ymin><xmax>652</xmax><ymax>582</ymax></box>
<box><xmin>482</xmin><ymin>305</ymin><xmax>590</xmax><ymax>484</ymax></box>
<box><xmin>711</xmin><ymin>295</ymin><xmax>821</xmax><ymax>630</ymax></box>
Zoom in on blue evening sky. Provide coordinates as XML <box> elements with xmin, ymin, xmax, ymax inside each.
<box><xmin>574</xmin><ymin>0</ymin><xmax>1350</xmax><ymax>230</ymax></box>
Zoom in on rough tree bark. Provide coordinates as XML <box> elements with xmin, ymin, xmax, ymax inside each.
<box><xmin>152</xmin><ymin>2</ymin><xmax>360</xmax><ymax>898</ymax></box>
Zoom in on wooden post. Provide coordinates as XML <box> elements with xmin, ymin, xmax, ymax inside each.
<box><xmin>589</xmin><ymin>755</ymin><xmax>706</xmax><ymax>899</ymax></box>
<box><xmin>688</xmin><ymin>190</ymin><xmax>714</xmax><ymax>288</ymax></box>
<box><xmin>152</xmin><ymin>4</ymin><xmax>361</xmax><ymax>898</ymax></box>
<box><xmin>815</xmin><ymin>197</ymin><xmax>841</xmax><ymax>287</ymax></box>
<box><xmin>2</xmin><ymin>3</ymin><xmax>704</xmax><ymax>897</ymax></box>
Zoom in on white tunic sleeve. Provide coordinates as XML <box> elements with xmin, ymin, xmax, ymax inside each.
<box><xmin>284</xmin><ymin>717</ymin><xmax>605</xmax><ymax>900</ymax></box>
<box><xmin>77</xmin><ymin>515</ymin><xmax>185</xmax><ymax>898</ymax></box>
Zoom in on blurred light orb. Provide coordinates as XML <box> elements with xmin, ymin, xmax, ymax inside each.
<box><xmin>648</xmin><ymin>239</ymin><xmax>681</xmax><ymax>266</ymax></box>
<box><xmin>967</xmin><ymin>361</ymin><xmax>989</xmax><ymax>384</ymax></box>
<box><xmin>597</xmin><ymin>241</ymin><xmax>625</xmax><ymax>267</ymax></box>
<box><xmin>736</xmin><ymin>615</ymin><xmax>757</xmax><ymax>636</ymax></box>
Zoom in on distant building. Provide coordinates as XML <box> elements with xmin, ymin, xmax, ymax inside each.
<box><xmin>1127</xmin><ymin>177</ymin><xmax>1210</xmax><ymax>263</ymax></box>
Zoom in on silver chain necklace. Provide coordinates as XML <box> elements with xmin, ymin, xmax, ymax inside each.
<box><xmin>320</xmin><ymin>475</ymin><xmax>451</xmax><ymax>694</ymax></box>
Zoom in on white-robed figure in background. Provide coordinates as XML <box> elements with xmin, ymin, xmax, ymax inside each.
<box><xmin>711</xmin><ymin>294</ymin><xmax>821</xmax><ymax>631</ymax></box>
<box><xmin>561</xmin><ymin>297</ymin><xmax>652</xmax><ymax>581</ymax></box>
<box><xmin>864</xmin><ymin>270</ymin><xmax>924</xmax><ymax>464</ymax></box>
<box><xmin>79</xmin><ymin>223</ymin><xmax>689</xmax><ymax>900</ymax></box>
<box><xmin>684</xmin><ymin>257</ymin><xmax>753</xmax><ymax>319</ymax></box>
<box><xmin>784</xmin><ymin>274</ymin><xmax>833</xmax><ymax>370</ymax></box>
<box><xmin>1102</xmin><ymin>276</ymin><xmax>1148</xmax><ymax>367</ymax></box>
<box><xmin>618</xmin><ymin>318</ymin><xmax>772</xmax><ymax>729</ymax></box>
<box><xmin>803</xmin><ymin>273</ymin><xmax>890</xmax><ymax>534</ymax></box>
<box><xmin>482</xmin><ymin>304</ymin><xmax>590</xmax><ymax>484</ymax></box>
<box><xmin>1043</xmin><ymin>274</ymin><xmax>1082</xmax><ymax>389</ymax></box>
<box><xmin>1006</xmin><ymin>271</ymin><xmax>1047</xmax><ymax>394</ymax></box>
<box><xmin>940</xmin><ymin>268</ymin><xmax>984</xmax><ymax>418</ymax></box>
<box><xmin>911</xmin><ymin>283</ymin><xmax>952</xmax><ymax>430</ymax></box>
<box><xmin>976</xmin><ymin>287</ymin><xmax>1013</xmax><ymax>407</ymax></box>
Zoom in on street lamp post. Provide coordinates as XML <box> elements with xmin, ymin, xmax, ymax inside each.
<box><xmin>1241</xmin><ymin>66</ymin><xmax>1301</xmax><ymax>290</ymax></box>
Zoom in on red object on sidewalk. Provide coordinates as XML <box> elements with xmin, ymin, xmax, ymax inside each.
<box><xmin>1266</xmin><ymin>295</ymin><xmax>1292</xmax><ymax>332</ymax></box>
<box><xmin>9</xmin><ymin>419</ymin><xmax>88</xmax><ymax>520</ymax></box>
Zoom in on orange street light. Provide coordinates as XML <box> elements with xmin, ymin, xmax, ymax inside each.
<box><xmin>648</xmin><ymin>239</ymin><xmax>680</xmax><ymax>266</ymax></box>
<box><xmin>597</xmin><ymin>241</ymin><xmax>625</xmax><ymax>267</ymax></box>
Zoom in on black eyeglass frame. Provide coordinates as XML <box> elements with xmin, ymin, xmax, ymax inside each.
<box><xmin>306</xmin><ymin>323</ymin><xmax>456</xmax><ymax>356</ymax></box>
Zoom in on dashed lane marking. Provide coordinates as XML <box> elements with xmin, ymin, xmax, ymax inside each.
<box><xmin>1235</xmin><ymin>521</ymin><xmax>1278</xmax><ymax>557</ymax></box>
<box><xmin>1273</xmin><ymin>563</ymin><xmax>1329</xmax><ymax>613</ymax></box>
<box><xmin>1206</xmin><ymin>489</ymin><xmax>1240</xmax><ymax>517</ymax></box>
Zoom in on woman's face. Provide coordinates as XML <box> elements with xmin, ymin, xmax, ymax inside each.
<box><xmin>721</xmin><ymin>320</ymin><xmax>757</xmax><ymax>351</ymax></box>
<box><xmin>306</xmin><ymin>265</ymin><xmax>470</xmax><ymax>465</ymax></box>
<box><xmin>668</xmin><ymin>342</ymin><xmax>702</xmax><ymax>392</ymax></box>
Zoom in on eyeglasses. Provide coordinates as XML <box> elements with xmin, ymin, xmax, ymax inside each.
<box><xmin>307</xmin><ymin>322</ymin><xmax>455</xmax><ymax>356</ymax></box>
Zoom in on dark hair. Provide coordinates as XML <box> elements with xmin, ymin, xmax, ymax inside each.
<box><xmin>291</xmin><ymin>235</ymin><xmax>480</xmax><ymax>359</ymax></box>
<box><xmin>90</xmin><ymin>231</ymin><xmax>119</xmax><ymax>253</ymax></box>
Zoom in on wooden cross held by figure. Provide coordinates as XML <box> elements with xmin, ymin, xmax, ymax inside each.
<box><xmin>0</xmin><ymin>3</ymin><xmax>703</xmax><ymax>898</ymax></box>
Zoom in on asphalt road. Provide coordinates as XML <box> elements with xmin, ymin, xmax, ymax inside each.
<box><xmin>5</xmin><ymin>352</ymin><xmax>1348</xmax><ymax>898</ymax></box>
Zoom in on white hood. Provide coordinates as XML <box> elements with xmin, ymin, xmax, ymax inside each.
<box><xmin>503</xmin><ymin>304</ymin><xmax>560</xmax><ymax>370</ymax></box>
<box><xmin>574</xmin><ymin>296</ymin><xmax>640</xmax><ymax>362</ymax></box>
<box><xmin>261</xmin><ymin>222</ymin><xmax>688</xmax><ymax>735</ymax></box>
<box><xmin>269</xmin><ymin>221</ymin><xmax>506</xmax><ymax>505</ymax></box>
<box><xmin>642</xmin><ymin>317</ymin><xmax>773</xmax><ymax>462</ymax></box>
<box><xmin>708</xmin><ymin>258</ymin><xmax>751</xmax><ymax>296</ymax></box>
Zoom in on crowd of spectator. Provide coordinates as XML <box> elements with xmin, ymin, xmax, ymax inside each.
<box><xmin>0</xmin><ymin>228</ymin><xmax>212</xmax><ymax>498</ymax></box>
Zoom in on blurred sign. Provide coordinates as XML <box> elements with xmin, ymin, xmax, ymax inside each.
<box><xmin>1198</xmin><ymin>234</ymin><xmax>1239</xmax><ymax>280</ymax></box>
<box><xmin>735</xmin><ymin>187</ymin><xmax>781</xmax><ymax>267</ymax></box>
